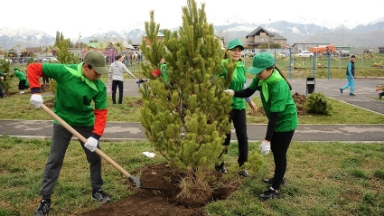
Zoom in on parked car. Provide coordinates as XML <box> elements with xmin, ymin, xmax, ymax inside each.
<box><xmin>295</xmin><ymin>51</ymin><xmax>314</xmax><ymax>58</ymax></box>
<box><xmin>339</xmin><ymin>50</ymin><xmax>350</xmax><ymax>57</ymax></box>
<box><xmin>363</xmin><ymin>49</ymin><xmax>374</xmax><ymax>54</ymax></box>
<box><xmin>42</xmin><ymin>57</ymin><xmax>59</xmax><ymax>63</ymax></box>
<box><xmin>241</xmin><ymin>50</ymin><xmax>255</xmax><ymax>57</ymax></box>
<box><xmin>279</xmin><ymin>51</ymin><xmax>292</xmax><ymax>58</ymax></box>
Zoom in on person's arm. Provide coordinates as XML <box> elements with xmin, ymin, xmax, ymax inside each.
<box><xmin>92</xmin><ymin>84</ymin><xmax>108</xmax><ymax>138</ymax></box>
<box><xmin>264</xmin><ymin>112</ymin><xmax>279</xmax><ymax>141</ymax></box>
<box><xmin>27</xmin><ymin>63</ymin><xmax>44</xmax><ymax>93</ymax></box>
<box><xmin>122</xmin><ymin>64</ymin><xmax>135</xmax><ymax>78</ymax></box>
<box><xmin>347</xmin><ymin>63</ymin><xmax>353</xmax><ymax>77</ymax></box>
<box><xmin>244</xmin><ymin>84</ymin><xmax>257</xmax><ymax>112</ymax></box>
<box><xmin>234</xmin><ymin>88</ymin><xmax>256</xmax><ymax>98</ymax></box>
<box><xmin>92</xmin><ymin>109</ymin><xmax>107</xmax><ymax>139</ymax></box>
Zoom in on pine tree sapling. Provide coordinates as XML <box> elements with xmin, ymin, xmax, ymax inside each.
<box><xmin>140</xmin><ymin>0</ymin><xmax>232</xmax><ymax>175</ymax></box>
<box><xmin>304</xmin><ymin>92</ymin><xmax>333</xmax><ymax>115</ymax></box>
<box><xmin>0</xmin><ymin>59</ymin><xmax>13</xmax><ymax>96</ymax></box>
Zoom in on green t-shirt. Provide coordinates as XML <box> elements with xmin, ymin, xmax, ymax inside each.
<box><xmin>249</xmin><ymin>76</ymin><xmax>298</xmax><ymax>132</ymax></box>
<box><xmin>160</xmin><ymin>63</ymin><xmax>169</xmax><ymax>84</ymax></box>
<box><xmin>222</xmin><ymin>59</ymin><xmax>247</xmax><ymax>110</ymax></box>
<box><xmin>42</xmin><ymin>63</ymin><xmax>107</xmax><ymax>126</ymax></box>
<box><xmin>14</xmin><ymin>70</ymin><xmax>26</xmax><ymax>81</ymax></box>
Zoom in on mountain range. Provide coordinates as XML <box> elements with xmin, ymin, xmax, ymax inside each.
<box><xmin>1</xmin><ymin>18</ymin><xmax>384</xmax><ymax>50</ymax></box>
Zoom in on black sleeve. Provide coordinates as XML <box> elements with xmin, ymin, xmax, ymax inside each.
<box><xmin>265</xmin><ymin>112</ymin><xmax>279</xmax><ymax>141</ymax></box>
<box><xmin>234</xmin><ymin>88</ymin><xmax>256</xmax><ymax>98</ymax></box>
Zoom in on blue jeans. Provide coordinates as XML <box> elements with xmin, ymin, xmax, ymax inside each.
<box><xmin>341</xmin><ymin>75</ymin><xmax>355</xmax><ymax>93</ymax></box>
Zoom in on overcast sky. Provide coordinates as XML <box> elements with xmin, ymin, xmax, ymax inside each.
<box><xmin>2</xmin><ymin>0</ymin><xmax>383</xmax><ymax>39</ymax></box>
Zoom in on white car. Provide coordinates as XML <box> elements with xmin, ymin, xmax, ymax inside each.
<box><xmin>42</xmin><ymin>57</ymin><xmax>59</xmax><ymax>63</ymax></box>
<box><xmin>296</xmin><ymin>51</ymin><xmax>314</xmax><ymax>58</ymax></box>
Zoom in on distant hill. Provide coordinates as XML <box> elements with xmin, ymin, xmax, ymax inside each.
<box><xmin>1</xmin><ymin>18</ymin><xmax>383</xmax><ymax>50</ymax></box>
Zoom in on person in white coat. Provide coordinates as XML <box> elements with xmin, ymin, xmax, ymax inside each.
<box><xmin>109</xmin><ymin>54</ymin><xmax>136</xmax><ymax>104</ymax></box>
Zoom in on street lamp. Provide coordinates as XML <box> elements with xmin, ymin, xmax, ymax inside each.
<box><xmin>268</xmin><ymin>19</ymin><xmax>271</xmax><ymax>50</ymax></box>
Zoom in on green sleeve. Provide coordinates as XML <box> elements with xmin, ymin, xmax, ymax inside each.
<box><xmin>248</xmin><ymin>76</ymin><xmax>260</xmax><ymax>91</ymax></box>
<box><xmin>42</xmin><ymin>64</ymin><xmax>77</xmax><ymax>81</ymax></box>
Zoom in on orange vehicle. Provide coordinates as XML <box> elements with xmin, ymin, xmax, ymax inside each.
<box><xmin>308</xmin><ymin>45</ymin><xmax>337</xmax><ymax>55</ymax></box>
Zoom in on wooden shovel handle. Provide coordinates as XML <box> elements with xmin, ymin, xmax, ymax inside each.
<box><xmin>41</xmin><ymin>104</ymin><xmax>131</xmax><ymax>178</ymax></box>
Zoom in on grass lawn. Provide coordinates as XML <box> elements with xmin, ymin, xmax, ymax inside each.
<box><xmin>0</xmin><ymin>136</ymin><xmax>383</xmax><ymax>215</ymax></box>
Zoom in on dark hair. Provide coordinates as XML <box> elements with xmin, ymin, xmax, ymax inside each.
<box><xmin>266</xmin><ymin>65</ymin><xmax>292</xmax><ymax>90</ymax></box>
<box><xmin>85</xmin><ymin>64</ymin><xmax>93</xmax><ymax>69</ymax></box>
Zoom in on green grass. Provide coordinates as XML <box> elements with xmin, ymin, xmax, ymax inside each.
<box><xmin>0</xmin><ymin>136</ymin><xmax>383</xmax><ymax>215</ymax></box>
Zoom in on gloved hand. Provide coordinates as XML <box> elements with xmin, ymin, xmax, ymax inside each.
<box><xmin>0</xmin><ymin>77</ymin><xmax>3</xmax><ymax>81</ymax></box>
<box><xmin>224</xmin><ymin>89</ymin><xmax>234</xmax><ymax>96</ymax></box>
<box><xmin>259</xmin><ymin>140</ymin><xmax>271</xmax><ymax>155</ymax></box>
<box><xmin>30</xmin><ymin>94</ymin><xmax>44</xmax><ymax>108</ymax></box>
<box><xmin>84</xmin><ymin>137</ymin><xmax>98</xmax><ymax>152</ymax></box>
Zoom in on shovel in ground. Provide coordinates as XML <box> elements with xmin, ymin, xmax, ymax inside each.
<box><xmin>41</xmin><ymin>104</ymin><xmax>142</xmax><ymax>188</ymax></box>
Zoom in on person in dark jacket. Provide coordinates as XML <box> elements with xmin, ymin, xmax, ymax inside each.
<box><xmin>340</xmin><ymin>55</ymin><xmax>356</xmax><ymax>96</ymax></box>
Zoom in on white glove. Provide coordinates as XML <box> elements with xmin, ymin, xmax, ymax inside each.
<box><xmin>224</xmin><ymin>89</ymin><xmax>234</xmax><ymax>96</ymax></box>
<box><xmin>30</xmin><ymin>94</ymin><xmax>44</xmax><ymax>108</ymax></box>
<box><xmin>0</xmin><ymin>77</ymin><xmax>3</xmax><ymax>80</ymax></box>
<box><xmin>84</xmin><ymin>137</ymin><xmax>98</xmax><ymax>152</ymax></box>
<box><xmin>259</xmin><ymin>140</ymin><xmax>271</xmax><ymax>155</ymax></box>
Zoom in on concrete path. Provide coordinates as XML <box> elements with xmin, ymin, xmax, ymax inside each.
<box><xmin>1</xmin><ymin>78</ymin><xmax>384</xmax><ymax>142</ymax></box>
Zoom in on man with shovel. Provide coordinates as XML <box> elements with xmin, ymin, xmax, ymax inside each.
<box><xmin>27</xmin><ymin>51</ymin><xmax>111</xmax><ymax>216</ymax></box>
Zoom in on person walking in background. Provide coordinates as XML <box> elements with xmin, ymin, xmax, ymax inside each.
<box><xmin>13</xmin><ymin>67</ymin><xmax>28</xmax><ymax>94</ymax></box>
<box><xmin>225</xmin><ymin>52</ymin><xmax>298</xmax><ymax>200</ymax></box>
<box><xmin>109</xmin><ymin>54</ymin><xmax>136</xmax><ymax>104</ymax></box>
<box><xmin>216</xmin><ymin>39</ymin><xmax>257</xmax><ymax>177</ymax></box>
<box><xmin>340</xmin><ymin>55</ymin><xmax>356</xmax><ymax>96</ymax></box>
<box><xmin>28</xmin><ymin>51</ymin><xmax>111</xmax><ymax>216</ymax></box>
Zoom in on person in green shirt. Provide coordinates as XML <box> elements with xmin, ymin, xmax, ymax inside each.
<box><xmin>28</xmin><ymin>51</ymin><xmax>111</xmax><ymax>216</ymax></box>
<box><xmin>13</xmin><ymin>67</ymin><xmax>28</xmax><ymax>94</ymax></box>
<box><xmin>216</xmin><ymin>39</ymin><xmax>257</xmax><ymax>177</ymax></box>
<box><xmin>225</xmin><ymin>52</ymin><xmax>298</xmax><ymax>200</ymax></box>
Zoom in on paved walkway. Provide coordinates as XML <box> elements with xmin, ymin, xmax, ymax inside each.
<box><xmin>1</xmin><ymin>78</ymin><xmax>384</xmax><ymax>142</ymax></box>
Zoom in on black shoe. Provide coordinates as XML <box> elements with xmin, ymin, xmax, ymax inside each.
<box><xmin>340</xmin><ymin>88</ymin><xmax>343</xmax><ymax>94</ymax></box>
<box><xmin>262</xmin><ymin>177</ymin><xmax>286</xmax><ymax>186</ymax></box>
<box><xmin>215</xmin><ymin>163</ymin><xmax>228</xmax><ymax>174</ymax></box>
<box><xmin>92</xmin><ymin>189</ymin><xmax>111</xmax><ymax>204</ymax></box>
<box><xmin>349</xmin><ymin>93</ymin><xmax>356</xmax><ymax>96</ymax></box>
<box><xmin>259</xmin><ymin>187</ymin><xmax>281</xmax><ymax>200</ymax></box>
<box><xmin>238</xmin><ymin>170</ymin><xmax>250</xmax><ymax>177</ymax></box>
<box><xmin>34</xmin><ymin>199</ymin><xmax>51</xmax><ymax>216</ymax></box>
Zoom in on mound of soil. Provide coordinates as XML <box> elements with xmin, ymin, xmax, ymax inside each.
<box><xmin>248</xmin><ymin>92</ymin><xmax>307</xmax><ymax>116</ymax></box>
<box><xmin>79</xmin><ymin>162</ymin><xmax>241</xmax><ymax>216</ymax></box>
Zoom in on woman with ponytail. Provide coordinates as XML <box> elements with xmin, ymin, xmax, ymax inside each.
<box><xmin>224</xmin><ymin>52</ymin><xmax>298</xmax><ymax>200</ymax></box>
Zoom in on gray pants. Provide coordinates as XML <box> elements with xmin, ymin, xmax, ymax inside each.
<box><xmin>39</xmin><ymin>124</ymin><xmax>103</xmax><ymax>196</ymax></box>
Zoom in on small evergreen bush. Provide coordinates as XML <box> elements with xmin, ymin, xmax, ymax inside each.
<box><xmin>304</xmin><ymin>92</ymin><xmax>333</xmax><ymax>115</ymax></box>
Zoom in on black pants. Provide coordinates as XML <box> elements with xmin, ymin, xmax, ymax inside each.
<box><xmin>223</xmin><ymin>109</ymin><xmax>248</xmax><ymax>166</ymax></box>
<box><xmin>112</xmin><ymin>80</ymin><xmax>124</xmax><ymax>104</ymax></box>
<box><xmin>271</xmin><ymin>130</ymin><xmax>295</xmax><ymax>190</ymax></box>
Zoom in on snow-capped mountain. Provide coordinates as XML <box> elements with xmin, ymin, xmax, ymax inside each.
<box><xmin>1</xmin><ymin>18</ymin><xmax>384</xmax><ymax>50</ymax></box>
<box><xmin>0</xmin><ymin>28</ymin><xmax>55</xmax><ymax>50</ymax></box>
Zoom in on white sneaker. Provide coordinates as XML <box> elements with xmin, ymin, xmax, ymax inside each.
<box><xmin>19</xmin><ymin>91</ymin><xmax>25</xmax><ymax>94</ymax></box>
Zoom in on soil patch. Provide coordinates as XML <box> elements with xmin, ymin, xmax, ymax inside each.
<box><xmin>79</xmin><ymin>162</ymin><xmax>241</xmax><ymax>216</ymax></box>
<box><xmin>248</xmin><ymin>92</ymin><xmax>307</xmax><ymax>116</ymax></box>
